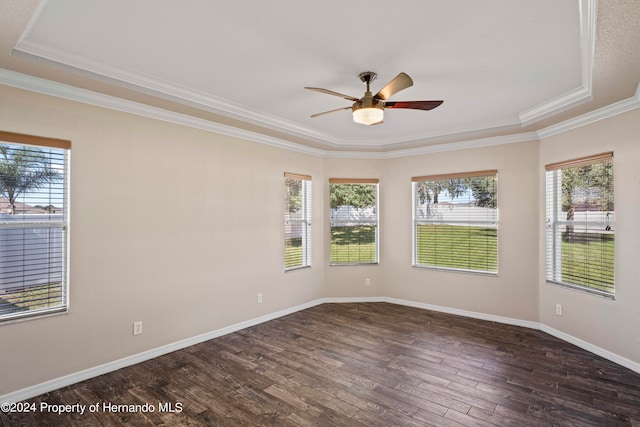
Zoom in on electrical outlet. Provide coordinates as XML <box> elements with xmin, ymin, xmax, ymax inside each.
<box><xmin>133</xmin><ymin>321</ymin><xmax>143</xmax><ymax>336</ymax></box>
<box><xmin>556</xmin><ymin>304</ymin><xmax>563</xmax><ymax>316</ymax></box>
<box><xmin>365</xmin><ymin>278</ymin><xmax>371</xmax><ymax>287</ymax></box>
<box><xmin>257</xmin><ymin>293</ymin><xmax>263</xmax><ymax>304</ymax></box>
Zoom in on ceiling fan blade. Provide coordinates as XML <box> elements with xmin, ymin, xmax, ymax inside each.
<box><xmin>304</xmin><ymin>87</ymin><xmax>359</xmax><ymax>102</ymax></box>
<box><xmin>384</xmin><ymin>100</ymin><xmax>444</xmax><ymax>110</ymax></box>
<box><xmin>374</xmin><ymin>72</ymin><xmax>413</xmax><ymax>100</ymax></box>
<box><xmin>310</xmin><ymin>106</ymin><xmax>352</xmax><ymax>118</ymax></box>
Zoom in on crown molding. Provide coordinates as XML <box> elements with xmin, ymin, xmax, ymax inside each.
<box><xmin>0</xmin><ymin>69</ymin><xmax>540</xmax><ymax>159</ymax></box>
<box><xmin>536</xmin><ymin>83</ymin><xmax>640</xmax><ymax>139</ymax></box>
<box><xmin>11</xmin><ymin>40</ymin><xmax>343</xmax><ymax>148</ymax></box>
<box><xmin>519</xmin><ymin>86</ymin><xmax>592</xmax><ymax>126</ymax></box>
<box><xmin>383</xmin><ymin>132</ymin><xmax>540</xmax><ymax>158</ymax></box>
<box><xmin>2</xmin><ymin>69</ymin><xmax>638</xmax><ymax>160</ymax></box>
<box><xmin>11</xmin><ymin>43</ymin><xmax>529</xmax><ymax>151</ymax></box>
<box><xmin>334</xmin><ymin>116</ymin><xmax>524</xmax><ymax>150</ymax></box>
<box><xmin>518</xmin><ymin>0</ymin><xmax>597</xmax><ymax>126</ymax></box>
<box><xmin>325</xmin><ymin>132</ymin><xmax>540</xmax><ymax>159</ymax></box>
<box><xmin>0</xmin><ymin>68</ymin><xmax>327</xmax><ymax>157</ymax></box>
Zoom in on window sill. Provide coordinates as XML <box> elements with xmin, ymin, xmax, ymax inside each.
<box><xmin>546</xmin><ymin>280</ymin><xmax>615</xmax><ymax>300</ymax></box>
<box><xmin>329</xmin><ymin>262</ymin><xmax>380</xmax><ymax>267</ymax></box>
<box><xmin>0</xmin><ymin>307</ymin><xmax>69</xmax><ymax>326</ymax></box>
<box><xmin>285</xmin><ymin>265</ymin><xmax>311</xmax><ymax>273</ymax></box>
<box><xmin>412</xmin><ymin>264</ymin><xmax>498</xmax><ymax>277</ymax></box>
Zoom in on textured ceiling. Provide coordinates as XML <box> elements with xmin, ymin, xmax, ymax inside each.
<box><xmin>0</xmin><ymin>0</ymin><xmax>639</xmax><ymax>153</ymax></box>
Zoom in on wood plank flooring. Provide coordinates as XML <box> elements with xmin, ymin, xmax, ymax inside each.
<box><xmin>2</xmin><ymin>302</ymin><xmax>640</xmax><ymax>426</ymax></box>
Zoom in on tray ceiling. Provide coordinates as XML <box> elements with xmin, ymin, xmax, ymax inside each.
<box><xmin>1</xmin><ymin>0</ymin><xmax>639</xmax><ymax>153</ymax></box>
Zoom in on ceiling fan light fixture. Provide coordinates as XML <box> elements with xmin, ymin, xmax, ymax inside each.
<box><xmin>353</xmin><ymin>106</ymin><xmax>384</xmax><ymax>125</ymax></box>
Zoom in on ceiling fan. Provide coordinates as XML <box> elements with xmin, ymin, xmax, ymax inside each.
<box><xmin>305</xmin><ymin>71</ymin><xmax>443</xmax><ymax>126</ymax></box>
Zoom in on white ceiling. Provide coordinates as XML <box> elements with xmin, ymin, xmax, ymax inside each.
<box><xmin>1</xmin><ymin>0</ymin><xmax>639</xmax><ymax>153</ymax></box>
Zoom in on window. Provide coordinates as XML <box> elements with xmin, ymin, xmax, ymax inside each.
<box><xmin>284</xmin><ymin>172</ymin><xmax>312</xmax><ymax>270</ymax></box>
<box><xmin>329</xmin><ymin>179</ymin><xmax>379</xmax><ymax>265</ymax></box>
<box><xmin>412</xmin><ymin>170</ymin><xmax>498</xmax><ymax>274</ymax></box>
<box><xmin>545</xmin><ymin>152</ymin><xmax>614</xmax><ymax>297</ymax></box>
<box><xmin>0</xmin><ymin>131</ymin><xmax>69</xmax><ymax>322</ymax></box>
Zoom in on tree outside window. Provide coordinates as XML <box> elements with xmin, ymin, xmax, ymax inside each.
<box><xmin>413</xmin><ymin>171</ymin><xmax>498</xmax><ymax>274</ymax></box>
<box><xmin>329</xmin><ymin>180</ymin><xmax>379</xmax><ymax>265</ymax></box>
<box><xmin>546</xmin><ymin>153</ymin><xmax>614</xmax><ymax>296</ymax></box>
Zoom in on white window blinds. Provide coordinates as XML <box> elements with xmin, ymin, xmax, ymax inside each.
<box><xmin>412</xmin><ymin>170</ymin><xmax>498</xmax><ymax>274</ymax></box>
<box><xmin>0</xmin><ymin>131</ymin><xmax>70</xmax><ymax>321</ymax></box>
<box><xmin>284</xmin><ymin>172</ymin><xmax>312</xmax><ymax>270</ymax></box>
<box><xmin>329</xmin><ymin>179</ymin><xmax>379</xmax><ymax>265</ymax></box>
<box><xmin>545</xmin><ymin>152</ymin><xmax>614</xmax><ymax>296</ymax></box>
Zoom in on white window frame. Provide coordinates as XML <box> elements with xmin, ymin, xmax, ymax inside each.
<box><xmin>284</xmin><ymin>172</ymin><xmax>312</xmax><ymax>271</ymax></box>
<box><xmin>329</xmin><ymin>179</ymin><xmax>379</xmax><ymax>266</ymax></box>
<box><xmin>412</xmin><ymin>170</ymin><xmax>498</xmax><ymax>275</ymax></box>
<box><xmin>0</xmin><ymin>131</ymin><xmax>70</xmax><ymax>322</ymax></box>
<box><xmin>545</xmin><ymin>152</ymin><xmax>614</xmax><ymax>297</ymax></box>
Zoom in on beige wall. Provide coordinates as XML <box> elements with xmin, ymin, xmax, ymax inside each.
<box><xmin>377</xmin><ymin>141</ymin><xmax>540</xmax><ymax>321</ymax></box>
<box><xmin>322</xmin><ymin>142</ymin><xmax>540</xmax><ymax>323</ymax></box>
<box><xmin>0</xmin><ymin>86</ymin><xmax>326</xmax><ymax>393</ymax></box>
<box><xmin>538</xmin><ymin>108</ymin><xmax>640</xmax><ymax>364</ymax></box>
<box><xmin>1</xmin><ymin>83</ymin><xmax>638</xmax><ymax>396</ymax></box>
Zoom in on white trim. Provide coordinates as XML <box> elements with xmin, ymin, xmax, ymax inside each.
<box><xmin>386</xmin><ymin>298</ymin><xmax>639</xmax><ymax>374</ymax></box>
<box><xmin>385</xmin><ymin>297</ymin><xmax>540</xmax><ymax>330</ymax></box>
<box><xmin>0</xmin><ymin>68</ymin><xmax>521</xmax><ymax>158</ymax></box>
<box><xmin>537</xmin><ymin>83</ymin><xmax>640</xmax><ymax>139</ymax></box>
<box><xmin>0</xmin><ymin>299</ymin><xmax>323</xmax><ymax>404</ymax></box>
<box><xmin>0</xmin><ymin>69</ymin><xmax>328</xmax><ymax>158</ymax></box>
<box><xmin>519</xmin><ymin>86</ymin><xmax>592</xmax><ymax>126</ymax></box>
<box><xmin>322</xmin><ymin>296</ymin><xmax>387</xmax><ymax>304</ymax></box>
<box><xmin>334</xmin><ymin>117</ymin><xmax>523</xmax><ymax>149</ymax></box>
<box><xmin>376</xmin><ymin>132</ymin><xmax>540</xmax><ymax>159</ymax></box>
<box><xmin>518</xmin><ymin>0</ymin><xmax>597</xmax><ymax>126</ymax></box>
<box><xmin>11</xmin><ymin>41</ymin><xmax>340</xmax><ymax>148</ymax></box>
<box><xmin>2</xmin><ymin>69</ymin><xmax>640</xmax><ymax>159</ymax></box>
<box><xmin>2</xmin><ymin>297</ymin><xmax>638</xmax><ymax>403</ymax></box>
<box><xmin>540</xmin><ymin>324</ymin><xmax>640</xmax><ymax>374</ymax></box>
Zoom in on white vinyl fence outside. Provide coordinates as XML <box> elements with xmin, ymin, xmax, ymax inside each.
<box><xmin>0</xmin><ymin>213</ymin><xmax>65</xmax><ymax>293</ymax></box>
<box><xmin>330</xmin><ymin>206</ymin><xmax>377</xmax><ymax>227</ymax></box>
<box><xmin>415</xmin><ymin>204</ymin><xmax>498</xmax><ymax>225</ymax></box>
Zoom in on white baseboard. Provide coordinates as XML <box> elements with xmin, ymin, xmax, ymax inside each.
<box><xmin>3</xmin><ymin>296</ymin><xmax>638</xmax><ymax>403</ymax></box>
<box><xmin>382</xmin><ymin>297</ymin><xmax>640</xmax><ymax>375</ymax></box>
<box><xmin>384</xmin><ymin>297</ymin><xmax>540</xmax><ymax>330</ymax></box>
<box><xmin>539</xmin><ymin>324</ymin><xmax>640</xmax><ymax>374</ymax></box>
<box><xmin>322</xmin><ymin>296</ymin><xmax>387</xmax><ymax>304</ymax></box>
<box><xmin>1</xmin><ymin>299</ymin><xmax>324</xmax><ymax>404</ymax></box>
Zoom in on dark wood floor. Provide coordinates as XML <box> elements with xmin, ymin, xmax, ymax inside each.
<box><xmin>3</xmin><ymin>302</ymin><xmax>640</xmax><ymax>426</ymax></box>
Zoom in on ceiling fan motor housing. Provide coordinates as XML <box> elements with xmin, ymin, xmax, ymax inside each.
<box><xmin>352</xmin><ymin>95</ymin><xmax>383</xmax><ymax>112</ymax></box>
